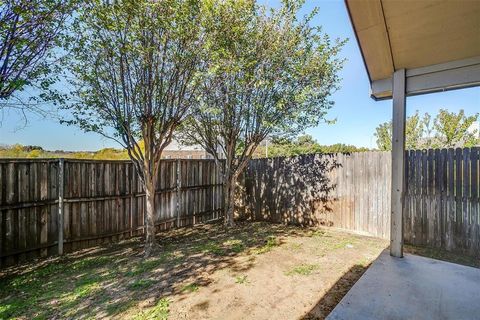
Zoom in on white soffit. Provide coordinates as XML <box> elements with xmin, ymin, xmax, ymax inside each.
<box><xmin>345</xmin><ymin>0</ymin><xmax>480</xmax><ymax>100</ymax></box>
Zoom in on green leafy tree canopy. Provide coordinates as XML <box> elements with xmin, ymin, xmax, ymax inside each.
<box><xmin>0</xmin><ymin>0</ymin><xmax>76</xmax><ymax>113</ymax></box>
<box><xmin>56</xmin><ymin>0</ymin><xmax>204</xmax><ymax>255</ymax></box>
<box><xmin>374</xmin><ymin>109</ymin><xmax>479</xmax><ymax>150</ymax></box>
<box><xmin>180</xmin><ymin>0</ymin><xmax>345</xmax><ymax>226</ymax></box>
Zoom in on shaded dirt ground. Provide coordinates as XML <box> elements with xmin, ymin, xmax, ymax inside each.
<box><xmin>403</xmin><ymin>244</ymin><xmax>480</xmax><ymax>268</ymax></box>
<box><xmin>0</xmin><ymin>222</ymin><xmax>388</xmax><ymax>319</ymax></box>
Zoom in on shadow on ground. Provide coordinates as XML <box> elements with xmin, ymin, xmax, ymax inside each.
<box><xmin>301</xmin><ymin>263</ymin><xmax>370</xmax><ymax>320</ymax></box>
<box><xmin>0</xmin><ymin>221</ymin><xmax>313</xmax><ymax>319</ymax></box>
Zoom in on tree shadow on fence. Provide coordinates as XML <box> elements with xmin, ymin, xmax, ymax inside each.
<box><xmin>240</xmin><ymin>153</ymin><xmax>344</xmax><ymax>226</ymax></box>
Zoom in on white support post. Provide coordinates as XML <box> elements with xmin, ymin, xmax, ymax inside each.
<box><xmin>390</xmin><ymin>69</ymin><xmax>406</xmax><ymax>258</ymax></box>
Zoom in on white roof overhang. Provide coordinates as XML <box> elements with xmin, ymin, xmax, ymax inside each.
<box><xmin>345</xmin><ymin>0</ymin><xmax>480</xmax><ymax>100</ymax></box>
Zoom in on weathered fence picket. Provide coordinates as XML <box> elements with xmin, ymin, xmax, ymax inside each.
<box><xmin>241</xmin><ymin>152</ymin><xmax>392</xmax><ymax>238</ymax></box>
<box><xmin>1</xmin><ymin>148</ymin><xmax>479</xmax><ymax>267</ymax></box>
<box><xmin>0</xmin><ymin>158</ymin><xmax>224</xmax><ymax>267</ymax></box>
<box><xmin>242</xmin><ymin>148</ymin><xmax>480</xmax><ymax>256</ymax></box>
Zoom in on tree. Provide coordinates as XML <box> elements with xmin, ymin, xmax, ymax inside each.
<box><xmin>374</xmin><ymin>122</ymin><xmax>392</xmax><ymax>151</ymax></box>
<box><xmin>404</xmin><ymin>111</ymin><xmax>427</xmax><ymax>150</ymax></box>
<box><xmin>252</xmin><ymin>135</ymin><xmax>368</xmax><ymax>158</ymax></box>
<box><xmin>433</xmin><ymin>109</ymin><xmax>479</xmax><ymax>148</ymax></box>
<box><xmin>318</xmin><ymin>143</ymin><xmax>369</xmax><ymax>154</ymax></box>
<box><xmin>58</xmin><ymin>0</ymin><xmax>203</xmax><ymax>255</ymax></box>
<box><xmin>374</xmin><ymin>109</ymin><xmax>479</xmax><ymax>150</ymax></box>
<box><xmin>181</xmin><ymin>0</ymin><xmax>344</xmax><ymax>227</ymax></box>
<box><xmin>0</xmin><ymin>0</ymin><xmax>75</xmax><ymax>111</ymax></box>
<box><xmin>375</xmin><ymin>111</ymin><xmax>428</xmax><ymax>151</ymax></box>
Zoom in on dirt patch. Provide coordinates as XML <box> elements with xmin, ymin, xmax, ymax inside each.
<box><xmin>0</xmin><ymin>222</ymin><xmax>388</xmax><ymax>319</ymax></box>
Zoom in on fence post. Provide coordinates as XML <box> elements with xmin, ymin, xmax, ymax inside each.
<box><xmin>58</xmin><ymin>158</ymin><xmax>65</xmax><ymax>255</ymax></box>
<box><xmin>176</xmin><ymin>159</ymin><xmax>181</xmax><ymax>227</ymax></box>
<box><xmin>130</xmin><ymin>163</ymin><xmax>134</xmax><ymax>238</ymax></box>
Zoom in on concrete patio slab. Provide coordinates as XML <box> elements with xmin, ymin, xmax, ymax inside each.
<box><xmin>327</xmin><ymin>250</ymin><xmax>480</xmax><ymax>320</ymax></box>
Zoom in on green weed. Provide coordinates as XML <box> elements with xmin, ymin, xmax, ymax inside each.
<box><xmin>309</xmin><ymin>229</ymin><xmax>326</xmax><ymax>238</ymax></box>
<box><xmin>223</xmin><ymin>239</ymin><xmax>245</xmax><ymax>253</ymax></box>
<box><xmin>235</xmin><ymin>275</ymin><xmax>249</xmax><ymax>284</ymax></box>
<box><xmin>128</xmin><ymin>279</ymin><xmax>156</xmax><ymax>291</ymax></box>
<box><xmin>252</xmin><ymin>236</ymin><xmax>280</xmax><ymax>254</ymax></box>
<box><xmin>181</xmin><ymin>283</ymin><xmax>199</xmax><ymax>293</ymax></box>
<box><xmin>285</xmin><ymin>264</ymin><xmax>319</xmax><ymax>276</ymax></box>
<box><xmin>133</xmin><ymin>298</ymin><xmax>170</xmax><ymax>320</ymax></box>
<box><xmin>194</xmin><ymin>241</ymin><xmax>225</xmax><ymax>255</ymax></box>
<box><xmin>124</xmin><ymin>255</ymin><xmax>169</xmax><ymax>277</ymax></box>
<box><xmin>106</xmin><ymin>300</ymin><xmax>137</xmax><ymax>316</ymax></box>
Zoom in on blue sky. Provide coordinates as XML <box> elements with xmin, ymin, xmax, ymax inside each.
<box><xmin>0</xmin><ymin>0</ymin><xmax>479</xmax><ymax>151</ymax></box>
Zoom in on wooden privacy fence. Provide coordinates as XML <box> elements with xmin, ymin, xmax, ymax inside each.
<box><xmin>1</xmin><ymin>148</ymin><xmax>479</xmax><ymax>266</ymax></box>
<box><xmin>0</xmin><ymin>158</ymin><xmax>223</xmax><ymax>267</ymax></box>
<box><xmin>241</xmin><ymin>148</ymin><xmax>480</xmax><ymax>256</ymax></box>
<box><xmin>404</xmin><ymin>148</ymin><xmax>480</xmax><ymax>256</ymax></box>
<box><xmin>241</xmin><ymin>152</ymin><xmax>391</xmax><ymax>239</ymax></box>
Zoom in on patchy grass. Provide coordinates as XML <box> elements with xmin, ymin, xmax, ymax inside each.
<box><xmin>128</xmin><ymin>279</ymin><xmax>157</xmax><ymax>291</ymax></box>
<box><xmin>132</xmin><ymin>298</ymin><xmax>170</xmax><ymax>320</ymax></box>
<box><xmin>106</xmin><ymin>300</ymin><xmax>138</xmax><ymax>317</ymax></box>
<box><xmin>308</xmin><ymin>229</ymin><xmax>327</xmax><ymax>238</ymax></box>
<box><xmin>288</xmin><ymin>242</ymin><xmax>303</xmax><ymax>251</ymax></box>
<box><xmin>0</xmin><ymin>222</ymin><xmax>389</xmax><ymax>319</ymax></box>
<box><xmin>0</xmin><ymin>222</ymin><xmax>289</xmax><ymax>319</ymax></box>
<box><xmin>357</xmin><ymin>257</ymin><xmax>372</xmax><ymax>267</ymax></box>
<box><xmin>193</xmin><ymin>241</ymin><xmax>226</xmax><ymax>256</ymax></box>
<box><xmin>124</xmin><ymin>254</ymin><xmax>172</xmax><ymax>277</ymax></box>
<box><xmin>181</xmin><ymin>283</ymin><xmax>199</xmax><ymax>293</ymax></box>
<box><xmin>251</xmin><ymin>235</ymin><xmax>281</xmax><ymax>254</ymax></box>
<box><xmin>223</xmin><ymin>239</ymin><xmax>246</xmax><ymax>253</ymax></box>
<box><xmin>285</xmin><ymin>264</ymin><xmax>319</xmax><ymax>276</ymax></box>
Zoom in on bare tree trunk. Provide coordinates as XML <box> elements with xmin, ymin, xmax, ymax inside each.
<box><xmin>223</xmin><ymin>172</ymin><xmax>237</xmax><ymax>228</ymax></box>
<box><xmin>143</xmin><ymin>173</ymin><xmax>157</xmax><ymax>257</ymax></box>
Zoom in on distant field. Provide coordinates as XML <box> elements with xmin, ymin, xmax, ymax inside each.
<box><xmin>0</xmin><ymin>144</ymin><xmax>129</xmax><ymax>160</ymax></box>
